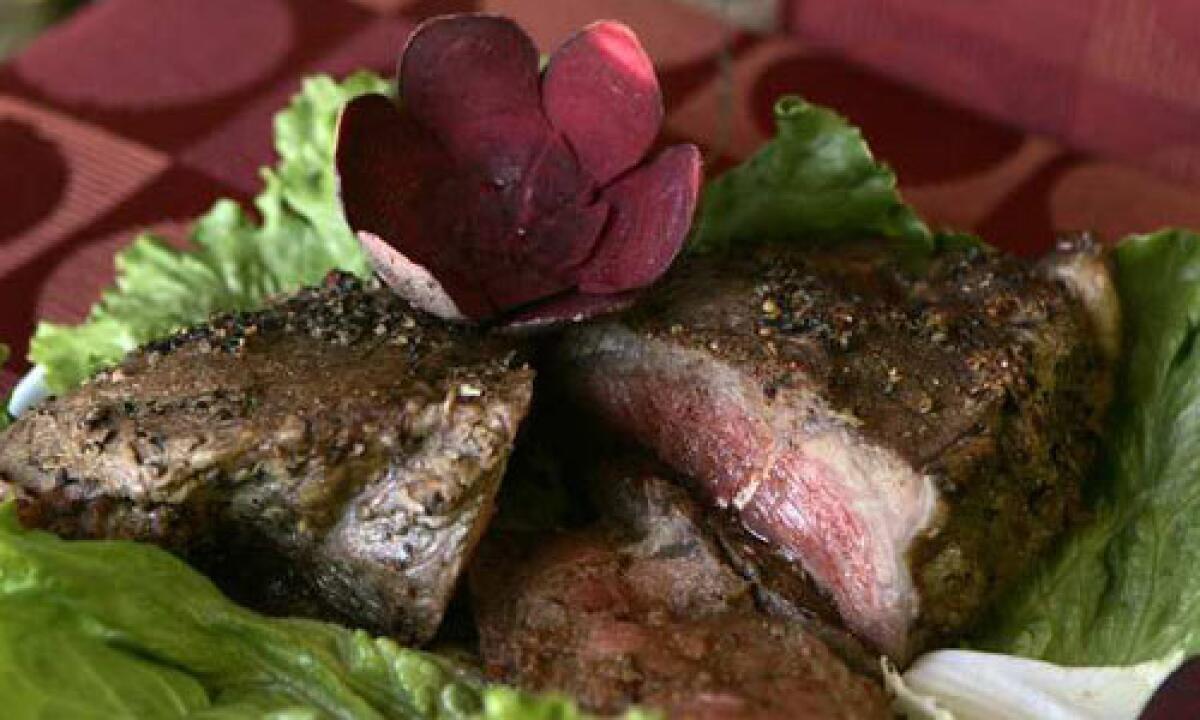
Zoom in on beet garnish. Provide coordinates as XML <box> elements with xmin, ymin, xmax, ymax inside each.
<box><xmin>335</xmin><ymin>13</ymin><xmax>701</xmax><ymax>324</ymax></box>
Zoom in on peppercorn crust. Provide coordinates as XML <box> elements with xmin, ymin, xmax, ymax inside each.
<box><xmin>0</xmin><ymin>273</ymin><xmax>534</xmax><ymax>644</ymax></box>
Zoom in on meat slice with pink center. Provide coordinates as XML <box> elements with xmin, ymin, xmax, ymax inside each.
<box><xmin>557</xmin><ymin>241</ymin><xmax>1113</xmax><ymax>661</ymax></box>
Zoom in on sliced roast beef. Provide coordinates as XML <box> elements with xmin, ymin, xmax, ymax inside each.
<box><xmin>470</xmin><ymin>451</ymin><xmax>889</xmax><ymax>718</ymax></box>
<box><xmin>557</xmin><ymin>241</ymin><xmax>1112</xmax><ymax>660</ymax></box>
<box><xmin>0</xmin><ymin>273</ymin><xmax>533</xmax><ymax>644</ymax></box>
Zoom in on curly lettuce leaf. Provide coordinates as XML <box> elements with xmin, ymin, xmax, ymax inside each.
<box><xmin>687</xmin><ymin>95</ymin><xmax>930</xmax><ymax>254</ymax></box>
<box><xmin>29</xmin><ymin>73</ymin><xmax>388</xmax><ymax>393</ymax></box>
<box><xmin>975</xmin><ymin>228</ymin><xmax>1200</xmax><ymax>665</ymax></box>
<box><xmin>0</xmin><ymin>503</ymin><xmax>645</xmax><ymax>720</ymax></box>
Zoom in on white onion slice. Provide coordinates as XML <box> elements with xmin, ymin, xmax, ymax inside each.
<box><xmin>884</xmin><ymin>650</ymin><xmax>1182</xmax><ymax>720</ymax></box>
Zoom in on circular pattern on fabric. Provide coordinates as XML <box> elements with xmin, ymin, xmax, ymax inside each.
<box><xmin>483</xmin><ymin>0</ymin><xmax>728</xmax><ymax>68</ymax></box>
<box><xmin>1050</xmin><ymin>162</ymin><xmax>1200</xmax><ymax>241</ymax></box>
<box><xmin>0</xmin><ymin>119</ymin><xmax>68</xmax><ymax>245</ymax></box>
<box><xmin>14</xmin><ymin>0</ymin><xmax>293</xmax><ymax>110</ymax></box>
<box><xmin>35</xmin><ymin>221</ymin><xmax>189</xmax><ymax>325</ymax></box>
<box><xmin>976</xmin><ymin>154</ymin><xmax>1080</xmax><ymax>256</ymax></box>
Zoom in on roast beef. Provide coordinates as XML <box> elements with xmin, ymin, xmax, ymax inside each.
<box><xmin>557</xmin><ymin>241</ymin><xmax>1112</xmax><ymax>660</ymax></box>
<box><xmin>470</xmin><ymin>451</ymin><xmax>890</xmax><ymax>718</ymax></box>
<box><xmin>0</xmin><ymin>272</ymin><xmax>534</xmax><ymax>644</ymax></box>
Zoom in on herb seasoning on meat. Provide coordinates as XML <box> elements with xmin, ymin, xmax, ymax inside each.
<box><xmin>0</xmin><ymin>273</ymin><xmax>534</xmax><ymax>644</ymax></box>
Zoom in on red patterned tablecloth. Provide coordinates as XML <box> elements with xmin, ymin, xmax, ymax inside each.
<box><xmin>3</xmin><ymin>0</ymin><xmax>1200</xmax><ymax>392</ymax></box>
<box><xmin>785</xmin><ymin>0</ymin><xmax>1200</xmax><ymax>189</ymax></box>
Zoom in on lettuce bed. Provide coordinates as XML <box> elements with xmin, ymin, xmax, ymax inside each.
<box><xmin>0</xmin><ymin>502</ymin><xmax>648</xmax><ymax>719</ymax></box>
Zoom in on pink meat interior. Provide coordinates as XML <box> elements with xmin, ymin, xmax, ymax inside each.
<box><xmin>565</xmin><ymin>325</ymin><xmax>938</xmax><ymax>659</ymax></box>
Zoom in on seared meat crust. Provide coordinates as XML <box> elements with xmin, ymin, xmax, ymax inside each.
<box><xmin>559</xmin><ymin>242</ymin><xmax>1111</xmax><ymax>659</ymax></box>
<box><xmin>0</xmin><ymin>273</ymin><xmax>534</xmax><ymax>643</ymax></box>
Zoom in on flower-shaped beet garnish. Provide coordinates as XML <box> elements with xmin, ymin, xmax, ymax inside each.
<box><xmin>335</xmin><ymin>14</ymin><xmax>701</xmax><ymax>325</ymax></box>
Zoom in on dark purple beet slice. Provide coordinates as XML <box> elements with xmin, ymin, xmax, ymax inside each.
<box><xmin>471</xmin><ymin>232</ymin><xmax>578</xmax><ymax>313</ymax></box>
<box><xmin>523</xmin><ymin>198</ymin><xmax>610</xmax><ymax>275</ymax></box>
<box><xmin>335</xmin><ymin>93</ymin><xmax>492</xmax><ymax>318</ymax></box>
<box><xmin>450</xmin><ymin>131</ymin><xmax>601</xmax><ymax>312</ymax></box>
<box><xmin>437</xmin><ymin>172</ymin><xmax>576</xmax><ymax>313</ymax></box>
<box><xmin>400</xmin><ymin>14</ymin><xmax>551</xmax><ymax>182</ymax></box>
<box><xmin>579</xmin><ymin>143</ymin><xmax>702</xmax><ymax>293</ymax></box>
<box><xmin>338</xmin><ymin>15</ymin><xmax>701</xmax><ymax>325</ymax></box>
<box><xmin>355</xmin><ymin>231</ymin><xmax>469</xmax><ymax>320</ymax></box>
<box><xmin>1140</xmin><ymin>657</ymin><xmax>1200</xmax><ymax>720</ymax></box>
<box><xmin>501</xmin><ymin>289</ymin><xmax>640</xmax><ymax>331</ymax></box>
<box><xmin>542</xmin><ymin>21</ymin><xmax>663</xmax><ymax>187</ymax></box>
<box><xmin>506</xmin><ymin>131</ymin><xmax>592</xmax><ymax>228</ymax></box>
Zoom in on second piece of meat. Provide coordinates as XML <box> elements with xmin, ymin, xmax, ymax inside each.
<box><xmin>470</xmin><ymin>451</ymin><xmax>889</xmax><ymax>719</ymax></box>
<box><xmin>557</xmin><ymin>241</ymin><xmax>1113</xmax><ymax>661</ymax></box>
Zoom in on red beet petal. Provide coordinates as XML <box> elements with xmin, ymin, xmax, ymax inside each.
<box><xmin>501</xmin><ymin>289</ymin><xmax>640</xmax><ymax>331</ymax></box>
<box><xmin>578</xmin><ymin>143</ymin><xmax>702</xmax><ymax>293</ymax></box>
<box><xmin>335</xmin><ymin>93</ymin><xmax>492</xmax><ymax>318</ymax></box>
<box><xmin>543</xmin><ymin>20</ymin><xmax>663</xmax><ymax>187</ymax></box>
<box><xmin>508</xmin><ymin>130</ymin><xmax>592</xmax><ymax>230</ymax></box>
<box><xmin>400</xmin><ymin>14</ymin><xmax>551</xmax><ymax>183</ymax></box>
<box><xmin>525</xmin><ymin>197</ymin><xmax>610</xmax><ymax>274</ymax></box>
<box><xmin>356</xmin><ymin>231</ymin><xmax>468</xmax><ymax>320</ymax></box>
<box><xmin>470</xmin><ymin>198</ymin><xmax>608</xmax><ymax>311</ymax></box>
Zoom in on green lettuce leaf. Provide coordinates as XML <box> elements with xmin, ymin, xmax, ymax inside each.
<box><xmin>687</xmin><ymin>95</ymin><xmax>930</xmax><ymax>255</ymax></box>
<box><xmin>0</xmin><ymin>344</ymin><xmax>10</xmax><ymax>431</ymax></box>
<box><xmin>29</xmin><ymin>73</ymin><xmax>388</xmax><ymax>393</ymax></box>
<box><xmin>0</xmin><ymin>502</ymin><xmax>646</xmax><ymax>719</ymax></box>
<box><xmin>975</xmin><ymin>228</ymin><xmax>1200</xmax><ymax>665</ymax></box>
